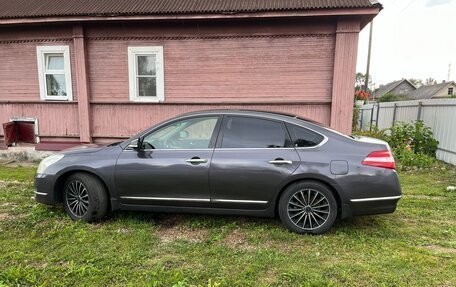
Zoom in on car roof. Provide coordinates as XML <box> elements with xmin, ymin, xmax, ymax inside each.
<box><xmin>179</xmin><ymin>109</ymin><xmax>323</xmax><ymax>125</ymax></box>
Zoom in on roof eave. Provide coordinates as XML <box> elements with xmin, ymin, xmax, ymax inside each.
<box><xmin>0</xmin><ymin>7</ymin><xmax>381</xmax><ymax>26</ymax></box>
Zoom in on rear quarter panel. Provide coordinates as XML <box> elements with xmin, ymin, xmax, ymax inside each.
<box><xmin>288</xmin><ymin>133</ymin><xmax>401</xmax><ymax>204</ymax></box>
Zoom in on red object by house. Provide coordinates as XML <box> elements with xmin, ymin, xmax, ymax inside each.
<box><xmin>16</xmin><ymin>122</ymin><xmax>35</xmax><ymax>143</ymax></box>
<box><xmin>2</xmin><ymin>121</ymin><xmax>35</xmax><ymax>146</ymax></box>
<box><xmin>0</xmin><ymin>0</ymin><xmax>382</xmax><ymax>149</ymax></box>
<box><xmin>2</xmin><ymin>122</ymin><xmax>17</xmax><ymax>146</ymax></box>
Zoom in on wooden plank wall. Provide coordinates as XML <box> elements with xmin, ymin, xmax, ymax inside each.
<box><xmin>0</xmin><ymin>19</ymin><xmax>356</xmax><ymax>143</ymax></box>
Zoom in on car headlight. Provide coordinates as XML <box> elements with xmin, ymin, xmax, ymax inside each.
<box><xmin>37</xmin><ymin>154</ymin><xmax>64</xmax><ymax>174</ymax></box>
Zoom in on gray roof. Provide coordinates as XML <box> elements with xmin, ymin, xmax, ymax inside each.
<box><xmin>0</xmin><ymin>0</ymin><xmax>381</xmax><ymax>19</ymax></box>
<box><xmin>374</xmin><ymin>79</ymin><xmax>415</xmax><ymax>97</ymax></box>
<box><xmin>408</xmin><ymin>81</ymin><xmax>455</xmax><ymax>100</ymax></box>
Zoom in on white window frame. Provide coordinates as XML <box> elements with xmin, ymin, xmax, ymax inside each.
<box><xmin>128</xmin><ymin>46</ymin><xmax>164</xmax><ymax>103</ymax></box>
<box><xmin>36</xmin><ymin>46</ymin><xmax>73</xmax><ymax>101</ymax></box>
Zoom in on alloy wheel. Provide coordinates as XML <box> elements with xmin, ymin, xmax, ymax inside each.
<box><xmin>66</xmin><ymin>180</ymin><xmax>89</xmax><ymax>218</ymax></box>
<box><xmin>287</xmin><ymin>189</ymin><xmax>330</xmax><ymax>230</ymax></box>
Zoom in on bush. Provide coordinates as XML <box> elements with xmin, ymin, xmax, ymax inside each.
<box><xmin>352</xmin><ymin>120</ymin><xmax>439</xmax><ymax>169</ymax></box>
<box><xmin>352</xmin><ymin>126</ymin><xmax>389</xmax><ymax>142</ymax></box>
<box><xmin>376</xmin><ymin>93</ymin><xmax>400</xmax><ymax>102</ymax></box>
<box><xmin>393</xmin><ymin>148</ymin><xmax>434</xmax><ymax>169</ymax></box>
<box><xmin>352</xmin><ymin>105</ymin><xmax>360</xmax><ymax>131</ymax></box>
<box><xmin>388</xmin><ymin>121</ymin><xmax>439</xmax><ymax>157</ymax></box>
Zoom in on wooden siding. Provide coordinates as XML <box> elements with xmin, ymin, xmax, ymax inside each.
<box><xmin>0</xmin><ymin>18</ymin><xmax>365</xmax><ymax>143</ymax></box>
<box><xmin>0</xmin><ymin>102</ymin><xmax>79</xmax><ymax>137</ymax></box>
<box><xmin>90</xmin><ymin>103</ymin><xmax>330</xmax><ymax>138</ymax></box>
<box><xmin>0</xmin><ymin>41</ymin><xmax>78</xmax><ymax>101</ymax></box>
<box><xmin>85</xmin><ymin>19</ymin><xmax>336</xmax><ymax>38</ymax></box>
<box><xmin>87</xmin><ymin>36</ymin><xmax>335</xmax><ymax>103</ymax></box>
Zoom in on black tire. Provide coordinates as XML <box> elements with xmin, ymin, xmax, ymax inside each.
<box><xmin>63</xmin><ymin>173</ymin><xmax>108</xmax><ymax>222</ymax></box>
<box><xmin>278</xmin><ymin>181</ymin><xmax>337</xmax><ymax>234</ymax></box>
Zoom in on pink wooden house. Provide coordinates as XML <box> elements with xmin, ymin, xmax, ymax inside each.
<box><xmin>0</xmin><ymin>0</ymin><xmax>381</xmax><ymax>150</ymax></box>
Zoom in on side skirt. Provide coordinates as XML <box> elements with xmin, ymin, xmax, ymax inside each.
<box><xmin>117</xmin><ymin>203</ymin><xmax>276</xmax><ymax>218</ymax></box>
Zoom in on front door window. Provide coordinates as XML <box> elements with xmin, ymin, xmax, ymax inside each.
<box><xmin>142</xmin><ymin>117</ymin><xmax>219</xmax><ymax>149</ymax></box>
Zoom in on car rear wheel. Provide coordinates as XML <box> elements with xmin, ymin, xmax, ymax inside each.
<box><xmin>63</xmin><ymin>173</ymin><xmax>108</xmax><ymax>222</ymax></box>
<box><xmin>278</xmin><ymin>181</ymin><xmax>337</xmax><ymax>234</ymax></box>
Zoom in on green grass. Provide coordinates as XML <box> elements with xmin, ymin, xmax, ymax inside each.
<box><xmin>0</xmin><ymin>164</ymin><xmax>455</xmax><ymax>287</ymax></box>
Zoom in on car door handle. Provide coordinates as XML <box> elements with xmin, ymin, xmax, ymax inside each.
<box><xmin>268</xmin><ymin>159</ymin><xmax>293</xmax><ymax>165</ymax></box>
<box><xmin>186</xmin><ymin>158</ymin><xmax>208</xmax><ymax>164</ymax></box>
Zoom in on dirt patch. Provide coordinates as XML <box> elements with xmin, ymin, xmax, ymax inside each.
<box><xmin>401</xmin><ymin>217</ymin><xmax>455</xmax><ymax>226</ymax></box>
<box><xmin>0</xmin><ymin>180</ymin><xmax>32</xmax><ymax>187</ymax></box>
<box><xmin>0</xmin><ymin>202</ymin><xmax>18</xmax><ymax>207</ymax></box>
<box><xmin>258</xmin><ymin>268</ymin><xmax>279</xmax><ymax>286</ymax></box>
<box><xmin>223</xmin><ymin>228</ymin><xmax>257</xmax><ymax>251</ymax></box>
<box><xmin>0</xmin><ymin>212</ymin><xmax>22</xmax><ymax>221</ymax></box>
<box><xmin>155</xmin><ymin>214</ymin><xmax>185</xmax><ymax>227</ymax></box>
<box><xmin>0</xmin><ymin>213</ymin><xmax>12</xmax><ymax>220</ymax></box>
<box><xmin>422</xmin><ymin>245</ymin><xmax>456</xmax><ymax>255</ymax></box>
<box><xmin>157</xmin><ymin>226</ymin><xmax>209</xmax><ymax>244</ymax></box>
<box><xmin>405</xmin><ymin>195</ymin><xmax>447</xmax><ymax>200</ymax></box>
<box><xmin>220</xmin><ymin>229</ymin><xmax>293</xmax><ymax>252</ymax></box>
<box><xmin>116</xmin><ymin>227</ymin><xmax>132</xmax><ymax>234</ymax></box>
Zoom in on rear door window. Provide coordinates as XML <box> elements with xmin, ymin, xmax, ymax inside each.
<box><xmin>286</xmin><ymin>124</ymin><xmax>325</xmax><ymax>147</ymax></box>
<box><xmin>220</xmin><ymin>116</ymin><xmax>291</xmax><ymax>148</ymax></box>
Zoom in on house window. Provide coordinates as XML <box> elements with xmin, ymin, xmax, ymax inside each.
<box><xmin>36</xmin><ymin>46</ymin><xmax>73</xmax><ymax>101</ymax></box>
<box><xmin>128</xmin><ymin>46</ymin><xmax>164</xmax><ymax>102</ymax></box>
<box><xmin>449</xmin><ymin>87</ymin><xmax>454</xmax><ymax>95</ymax></box>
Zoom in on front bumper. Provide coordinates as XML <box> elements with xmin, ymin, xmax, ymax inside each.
<box><xmin>34</xmin><ymin>173</ymin><xmax>56</xmax><ymax>205</ymax></box>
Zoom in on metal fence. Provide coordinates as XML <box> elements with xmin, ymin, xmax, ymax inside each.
<box><xmin>357</xmin><ymin>98</ymin><xmax>456</xmax><ymax>166</ymax></box>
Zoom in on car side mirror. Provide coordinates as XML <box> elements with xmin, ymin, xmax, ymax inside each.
<box><xmin>127</xmin><ymin>138</ymin><xmax>140</xmax><ymax>150</ymax></box>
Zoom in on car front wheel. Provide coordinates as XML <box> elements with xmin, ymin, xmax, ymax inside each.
<box><xmin>63</xmin><ymin>173</ymin><xmax>108</xmax><ymax>222</ymax></box>
<box><xmin>278</xmin><ymin>181</ymin><xmax>337</xmax><ymax>234</ymax></box>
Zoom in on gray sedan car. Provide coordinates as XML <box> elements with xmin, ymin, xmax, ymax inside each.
<box><xmin>35</xmin><ymin>110</ymin><xmax>401</xmax><ymax>234</ymax></box>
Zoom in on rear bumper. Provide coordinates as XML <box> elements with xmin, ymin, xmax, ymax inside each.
<box><xmin>339</xmin><ymin>168</ymin><xmax>402</xmax><ymax>218</ymax></box>
<box><xmin>349</xmin><ymin>195</ymin><xmax>401</xmax><ymax>216</ymax></box>
<box><xmin>34</xmin><ymin>173</ymin><xmax>57</xmax><ymax>205</ymax></box>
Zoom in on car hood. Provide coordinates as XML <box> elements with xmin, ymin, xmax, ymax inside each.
<box><xmin>61</xmin><ymin>144</ymin><xmax>106</xmax><ymax>155</ymax></box>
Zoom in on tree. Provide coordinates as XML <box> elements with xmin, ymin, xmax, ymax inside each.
<box><xmin>355</xmin><ymin>72</ymin><xmax>373</xmax><ymax>93</ymax></box>
<box><xmin>408</xmin><ymin>78</ymin><xmax>423</xmax><ymax>88</ymax></box>
<box><xmin>425</xmin><ymin>78</ymin><xmax>437</xmax><ymax>86</ymax></box>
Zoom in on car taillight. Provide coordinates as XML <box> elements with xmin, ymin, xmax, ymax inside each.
<box><xmin>362</xmin><ymin>150</ymin><xmax>396</xmax><ymax>169</ymax></box>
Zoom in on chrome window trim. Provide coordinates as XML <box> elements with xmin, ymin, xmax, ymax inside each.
<box><xmin>124</xmin><ymin>148</ymin><xmax>214</xmax><ymax>152</ymax></box>
<box><xmin>122</xmin><ymin>112</ymin><xmax>331</xmax><ymax>151</ymax></box>
<box><xmin>125</xmin><ymin>143</ymin><xmax>328</xmax><ymax>152</ymax></box>
<box><xmin>120</xmin><ymin>196</ymin><xmax>210</xmax><ymax>202</ymax></box>
<box><xmin>286</xmin><ymin>123</ymin><xmax>329</xmax><ymax>150</ymax></box>
<box><xmin>294</xmin><ymin>135</ymin><xmax>328</xmax><ymax>150</ymax></box>
<box><xmin>350</xmin><ymin>195</ymin><xmax>402</xmax><ymax>203</ymax></box>
<box><xmin>212</xmin><ymin>199</ymin><xmax>268</xmax><ymax>204</ymax></box>
<box><xmin>215</xmin><ymin>118</ymin><xmax>328</xmax><ymax>150</ymax></box>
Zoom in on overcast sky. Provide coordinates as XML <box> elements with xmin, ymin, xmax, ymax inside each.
<box><xmin>356</xmin><ymin>0</ymin><xmax>456</xmax><ymax>87</ymax></box>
